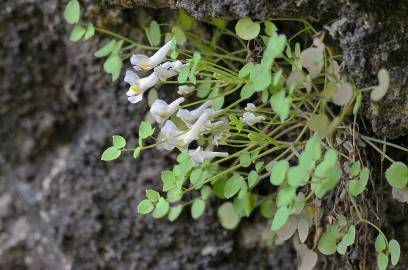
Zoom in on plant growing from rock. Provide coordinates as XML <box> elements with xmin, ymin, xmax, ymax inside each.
<box><xmin>65</xmin><ymin>1</ymin><xmax>408</xmax><ymax>269</ymax></box>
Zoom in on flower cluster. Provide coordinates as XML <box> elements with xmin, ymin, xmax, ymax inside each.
<box><xmin>124</xmin><ymin>41</ymin><xmax>230</xmax><ymax>165</ymax></box>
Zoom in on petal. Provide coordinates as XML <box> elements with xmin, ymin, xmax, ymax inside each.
<box><xmin>124</xmin><ymin>70</ymin><xmax>140</xmax><ymax>85</ymax></box>
<box><xmin>130</xmin><ymin>54</ymin><xmax>149</xmax><ymax>66</ymax></box>
<box><xmin>128</xmin><ymin>94</ymin><xmax>143</xmax><ymax>104</ymax></box>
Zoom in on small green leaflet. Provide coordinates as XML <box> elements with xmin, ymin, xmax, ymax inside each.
<box><xmin>218</xmin><ymin>202</ymin><xmax>240</xmax><ymax>230</ymax></box>
<box><xmin>152</xmin><ymin>197</ymin><xmax>170</xmax><ymax>219</ymax></box>
<box><xmin>270</xmin><ymin>90</ymin><xmax>291</xmax><ymax>121</ymax></box>
<box><xmin>101</xmin><ymin>146</ymin><xmax>121</xmax><ymax>161</ymax></box>
<box><xmin>375</xmin><ymin>234</ymin><xmax>387</xmax><ymax>253</ymax></box>
<box><xmin>84</xmin><ymin>23</ymin><xmax>95</xmax><ymax>40</ymax></box>
<box><xmin>95</xmin><ymin>40</ymin><xmax>117</xmax><ymax>58</ymax></box>
<box><xmin>318</xmin><ymin>231</ymin><xmax>337</xmax><ymax>255</ymax></box>
<box><xmin>172</xmin><ymin>26</ymin><xmax>186</xmax><ymax>45</ymax></box>
<box><xmin>271</xmin><ymin>205</ymin><xmax>289</xmax><ymax>231</ymax></box>
<box><xmin>103</xmin><ymin>55</ymin><xmax>122</xmax><ymax>81</ymax></box>
<box><xmin>235</xmin><ymin>17</ymin><xmax>260</xmax><ymax>40</ymax></box>
<box><xmin>64</xmin><ymin>0</ymin><xmax>80</xmax><ymax>24</ymax></box>
<box><xmin>270</xmin><ymin>160</ymin><xmax>289</xmax><ymax>185</ymax></box>
<box><xmin>146</xmin><ymin>20</ymin><xmax>161</xmax><ymax>46</ymax></box>
<box><xmin>161</xmin><ymin>170</ymin><xmax>176</xmax><ymax>192</ymax></box>
<box><xmin>137</xmin><ymin>199</ymin><xmax>154</xmax><ymax>214</ymax></box>
<box><xmin>168</xmin><ymin>205</ymin><xmax>183</xmax><ymax>222</ymax></box>
<box><xmin>388</xmin><ymin>239</ymin><xmax>400</xmax><ymax>265</ymax></box>
<box><xmin>224</xmin><ymin>173</ymin><xmax>245</xmax><ymax>199</ymax></box>
<box><xmin>191</xmin><ymin>199</ymin><xmax>206</xmax><ymax>219</ymax></box>
<box><xmin>146</xmin><ymin>189</ymin><xmax>160</xmax><ymax>202</ymax></box>
<box><xmin>377</xmin><ymin>253</ymin><xmax>389</xmax><ymax>270</ymax></box>
<box><xmin>112</xmin><ymin>135</ymin><xmax>126</xmax><ymax>149</ymax></box>
<box><xmin>139</xmin><ymin>121</ymin><xmax>155</xmax><ymax>139</ymax></box>
<box><xmin>385</xmin><ymin>161</ymin><xmax>408</xmax><ymax>189</ymax></box>
<box><xmin>70</xmin><ymin>25</ymin><xmax>86</xmax><ymax>42</ymax></box>
<box><xmin>336</xmin><ymin>225</ymin><xmax>356</xmax><ymax>255</ymax></box>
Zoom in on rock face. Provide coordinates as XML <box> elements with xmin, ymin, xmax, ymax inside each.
<box><xmin>0</xmin><ymin>0</ymin><xmax>407</xmax><ymax>270</ymax></box>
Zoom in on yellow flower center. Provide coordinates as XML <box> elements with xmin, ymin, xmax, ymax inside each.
<box><xmin>130</xmin><ymin>86</ymin><xmax>142</xmax><ymax>94</ymax></box>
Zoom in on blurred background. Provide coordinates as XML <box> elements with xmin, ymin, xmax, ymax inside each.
<box><xmin>1</xmin><ymin>0</ymin><xmax>407</xmax><ymax>269</ymax></box>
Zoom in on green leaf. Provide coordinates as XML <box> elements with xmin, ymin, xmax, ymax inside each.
<box><xmin>260</xmin><ymin>196</ymin><xmax>274</xmax><ymax>219</ymax></box>
<box><xmin>318</xmin><ymin>231</ymin><xmax>337</xmax><ymax>255</ymax></box>
<box><xmin>239</xmin><ymin>62</ymin><xmax>254</xmax><ymax>78</ymax></box>
<box><xmin>146</xmin><ymin>20</ymin><xmax>161</xmax><ymax>46</ymax></box>
<box><xmin>152</xmin><ymin>197</ymin><xmax>170</xmax><ymax>219</ymax></box>
<box><xmin>377</xmin><ymin>252</ymin><xmax>389</xmax><ymax>270</ymax></box>
<box><xmin>217</xmin><ymin>202</ymin><xmax>240</xmax><ymax>230</ymax></box>
<box><xmin>146</xmin><ymin>189</ymin><xmax>160</xmax><ymax>202</ymax></box>
<box><xmin>336</xmin><ymin>225</ymin><xmax>355</xmax><ymax>255</ymax></box>
<box><xmin>84</xmin><ymin>23</ymin><xmax>95</xmax><ymax>40</ymax></box>
<box><xmin>252</xmin><ymin>70</ymin><xmax>272</xmax><ymax>92</ymax></box>
<box><xmin>224</xmin><ymin>173</ymin><xmax>244</xmax><ymax>199</ymax></box>
<box><xmin>261</xmin><ymin>33</ymin><xmax>287</xmax><ymax>70</ymax></box>
<box><xmin>375</xmin><ymin>234</ymin><xmax>387</xmax><ymax>253</ymax></box>
<box><xmin>307</xmin><ymin>114</ymin><xmax>329</xmax><ymax>138</ymax></box>
<box><xmin>239</xmin><ymin>151</ymin><xmax>252</xmax><ymax>167</ymax></box>
<box><xmin>112</xmin><ymin>135</ymin><xmax>126</xmax><ymax>149</ymax></box>
<box><xmin>133</xmin><ymin>147</ymin><xmax>142</xmax><ymax>158</ymax></box>
<box><xmin>287</xmin><ymin>166</ymin><xmax>309</xmax><ymax>188</ymax></box>
<box><xmin>388</xmin><ymin>239</ymin><xmax>400</xmax><ymax>265</ymax></box>
<box><xmin>161</xmin><ymin>170</ymin><xmax>176</xmax><ymax>192</ymax></box>
<box><xmin>191</xmin><ymin>198</ymin><xmax>206</xmax><ymax>220</ymax></box>
<box><xmin>64</xmin><ymin>0</ymin><xmax>80</xmax><ymax>24</ymax></box>
<box><xmin>101</xmin><ymin>146</ymin><xmax>121</xmax><ymax>161</ymax></box>
<box><xmin>168</xmin><ymin>205</ymin><xmax>183</xmax><ymax>222</ymax></box>
<box><xmin>178</xmin><ymin>64</ymin><xmax>190</xmax><ymax>83</ymax></box>
<box><xmin>270</xmin><ymin>160</ymin><xmax>289</xmax><ymax>186</ymax></box>
<box><xmin>209</xmin><ymin>85</ymin><xmax>224</xmax><ymax>110</ymax></box>
<box><xmin>94</xmin><ymin>40</ymin><xmax>116</xmax><ymax>58</ymax></box>
<box><xmin>248</xmin><ymin>170</ymin><xmax>259</xmax><ymax>188</ymax></box>
<box><xmin>172</xmin><ymin>26</ymin><xmax>186</xmax><ymax>45</ymax></box>
<box><xmin>112</xmin><ymin>40</ymin><xmax>124</xmax><ymax>55</ymax></box>
<box><xmin>139</xmin><ymin>121</ymin><xmax>155</xmax><ymax>139</ymax></box>
<box><xmin>200</xmin><ymin>185</ymin><xmax>212</xmax><ymax>200</ymax></box>
<box><xmin>270</xmin><ymin>90</ymin><xmax>291</xmax><ymax>121</ymax></box>
<box><xmin>137</xmin><ymin>199</ymin><xmax>154</xmax><ymax>214</ymax></box>
<box><xmin>178</xmin><ymin>11</ymin><xmax>193</xmax><ymax>30</ymax></box>
<box><xmin>277</xmin><ymin>186</ymin><xmax>296</xmax><ymax>207</ymax></box>
<box><xmin>240</xmin><ymin>83</ymin><xmax>255</xmax><ymax>99</ymax></box>
<box><xmin>348</xmin><ymin>167</ymin><xmax>369</xmax><ymax>196</ymax></box>
<box><xmin>271</xmin><ymin>205</ymin><xmax>289</xmax><ymax>231</ymax></box>
<box><xmin>264</xmin><ymin>21</ymin><xmax>277</xmax><ymax>36</ymax></box>
<box><xmin>70</xmin><ymin>25</ymin><xmax>86</xmax><ymax>42</ymax></box>
<box><xmin>235</xmin><ymin>17</ymin><xmax>260</xmax><ymax>40</ymax></box>
<box><xmin>189</xmin><ymin>52</ymin><xmax>201</xmax><ymax>84</ymax></box>
<box><xmin>386</xmin><ymin>162</ymin><xmax>408</xmax><ymax>189</ymax></box>
<box><xmin>351</xmin><ymin>161</ymin><xmax>361</xmax><ymax>177</ymax></box>
<box><xmin>103</xmin><ymin>55</ymin><xmax>122</xmax><ymax>81</ymax></box>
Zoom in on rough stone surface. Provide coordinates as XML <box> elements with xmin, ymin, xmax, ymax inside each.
<box><xmin>1</xmin><ymin>0</ymin><xmax>408</xmax><ymax>270</ymax></box>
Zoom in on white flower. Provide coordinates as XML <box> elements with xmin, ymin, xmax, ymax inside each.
<box><xmin>154</xmin><ymin>60</ymin><xmax>184</xmax><ymax>81</ymax></box>
<box><xmin>176</xmin><ymin>100</ymin><xmax>214</xmax><ymax>125</ymax></box>
<box><xmin>188</xmin><ymin>147</ymin><xmax>229</xmax><ymax>166</ymax></box>
<box><xmin>130</xmin><ymin>41</ymin><xmax>172</xmax><ymax>71</ymax></box>
<box><xmin>158</xmin><ymin>113</ymin><xmax>210</xmax><ymax>150</ymax></box>
<box><xmin>177</xmin><ymin>85</ymin><xmax>195</xmax><ymax>95</ymax></box>
<box><xmin>158</xmin><ymin>120</ymin><xmax>184</xmax><ymax>150</ymax></box>
<box><xmin>150</xmin><ymin>97</ymin><xmax>185</xmax><ymax>124</ymax></box>
<box><xmin>124</xmin><ymin>71</ymin><xmax>159</xmax><ymax>104</ymax></box>
<box><xmin>182</xmin><ymin>112</ymin><xmax>209</xmax><ymax>145</ymax></box>
<box><xmin>245</xmin><ymin>103</ymin><xmax>256</xmax><ymax>112</ymax></box>
<box><xmin>240</xmin><ymin>112</ymin><xmax>265</xmax><ymax>125</ymax></box>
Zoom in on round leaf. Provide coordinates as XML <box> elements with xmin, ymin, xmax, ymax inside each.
<box><xmin>70</xmin><ymin>25</ymin><xmax>86</xmax><ymax>42</ymax></box>
<box><xmin>235</xmin><ymin>17</ymin><xmax>260</xmax><ymax>40</ymax></box>
<box><xmin>217</xmin><ymin>202</ymin><xmax>240</xmax><ymax>230</ymax></box>
<box><xmin>168</xmin><ymin>205</ymin><xmax>183</xmax><ymax>222</ymax></box>
<box><xmin>318</xmin><ymin>231</ymin><xmax>337</xmax><ymax>255</ymax></box>
<box><xmin>377</xmin><ymin>252</ymin><xmax>389</xmax><ymax>270</ymax></box>
<box><xmin>375</xmin><ymin>234</ymin><xmax>387</xmax><ymax>253</ymax></box>
<box><xmin>388</xmin><ymin>239</ymin><xmax>400</xmax><ymax>265</ymax></box>
<box><xmin>64</xmin><ymin>0</ymin><xmax>80</xmax><ymax>24</ymax></box>
<box><xmin>270</xmin><ymin>160</ymin><xmax>289</xmax><ymax>185</ymax></box>
<box><xmin>152</xmin><ymin>197</ymin><xmax>170</xmax><ymax>219</ymax></box>
<box><xmin>386</xmin><ymin>162</ymin><xmax>408</xmax><ymax>189</ymax></box>
<box><xmin>137</xmin><ymin>199</ymin><xmax>154</xmax><ymax>214</ymax></box>
<box><xmin>191</xmin><ymin>199</ymin><xmax>206</xmax><ymax>220</ymax></box>
<box><xmin>112</xmin><ymin>135</ymin><xmax>126</xmax><ymax>149</ymax></box>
